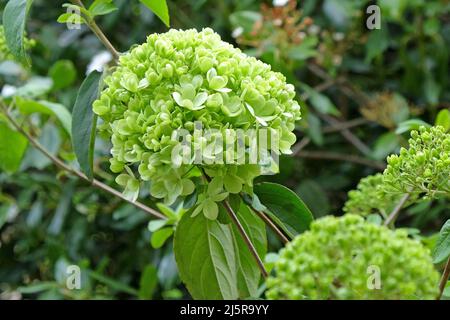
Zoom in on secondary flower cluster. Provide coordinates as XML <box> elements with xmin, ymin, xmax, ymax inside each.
<box><xmin>383</xmin><ymin>126</ymin><xmax>450</xmax><ymax>199</ymax></box>
<box><xmin>93</xmin><ymin>28</ymin><xmax>301</xmax><ymax>217</ymax></box>
<box><xmin>343</xmin><ymin>173</ymin><xmax>407</xmax><ymax>217</ymax></box>
<box><xmin>266</xmin><ymin>214</ymin><xmax>439</xmax><ymax>300</ymax></box>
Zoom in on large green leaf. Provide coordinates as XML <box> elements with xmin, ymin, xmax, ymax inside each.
<box><xmin>433</xmin><ymin>220</ymin><xmax>450</xmax><ymax>264</ymax></box>
<box><xmin>15</xmin><ymin>97</ymin><xmax>72</xmax><ymax>135</ymax></box>
<box><xmin>0</xmin><ymin>121</ymin><xmax>28</xmax><ymax>173</ymax></box>
<box><xmin>231</xmin><ymin>203</ymin><xmax>266</xmax><ymax>298</ymax></box>
<box><xmin>71</xmin><ymin>71</ymin><xmax>102</xmax><ymax>179</ymax></box>
<box><xmin>254</xmin><ymin>182</ymin><xmax>314</xmax><ymax>238</ymax></box>
<box><xmin>2</xmin><ymin>0</ymin><xmax>34</xmax><ymax>64</ymax></box>
<box><xmin>140</xmin><ymin>0</ymin><xmax>170</xmax><ymax>27</ymax></box>
<box><xmin>174</xmin><ymin>213</ymin><xmax>239</xmax><ymax>300</ymax></box>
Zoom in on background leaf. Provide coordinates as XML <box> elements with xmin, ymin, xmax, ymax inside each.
<box><xmin>0</xmin><ymin>121</ymin><xmax>28</xmax><ymax>173</ymax></box>
<box><xmin>140</xmin><ymin>0</ymin><xmax>170</xmax><ymax>27</ymax></box>
<box><xmin>15</xmin><ymin>97</ymin><xmax>72</xmax><ymax>135</ymax></box>
<box><xmin>71</xmin><ymin>71</ymin><xmax>102</xmax><ymax>179</ymax></box>
<box><xmin>2</xmin><ymin>0</ymin><xmax>34</xmax><ymax>64</ymax></box>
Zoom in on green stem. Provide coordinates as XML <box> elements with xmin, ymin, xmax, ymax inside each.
<box><xmin>383</xmin><ymin>193</ymin><xmax>410</xmax><ymax>227</ymax></box>
<box><xmin>437</xmin><ymin>257</ymin><xmax>450</xmax><ymax>300</ymax></box>
<box><xmin>70</xmin><ymin>0</ymin><xmax>120</xmax><ymax>60</ymax></box>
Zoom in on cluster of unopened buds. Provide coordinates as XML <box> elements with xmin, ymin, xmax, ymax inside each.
<box><xmin>383</xmin><ymin>126</ymin><xmax>450</xmax><ymax>199</ymax></box>
<box><xmin>266</xmin><ymin>214</ymin><xmax>439</xmax><ymax>300</ymax></box>
<box><xmin>93</xmin><ymin>28</ymin><xmax>301</xmax><ymax>219</ymax></box>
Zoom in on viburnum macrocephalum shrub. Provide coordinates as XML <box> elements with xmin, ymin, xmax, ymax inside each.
<box><xmin>383</xmin><ymin>126</ymin><xmax>450</xmax><ymax>199</ymax></box>
<box><xmin>93</xmin><ymin>28</ymin><xmax>301</xmax><ymax>219</ymax></box>
<box><xmin>266</xmin><ymin>215</ymin><xmax>439</xmax><ymax>300</ymax></box>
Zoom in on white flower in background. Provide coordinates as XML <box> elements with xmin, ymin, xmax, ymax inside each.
<box><xmin>1</xmin><ymin>84</ymin><xmax>17</xmax><ymax>98</ymax></box>
<box><xmin>273</xmin><ymin>0</ymin><xmax>289</xmax><ymax>7</ymax></box>
<box><xmin>86</xmin><ymin>51</ymin><xmax>112</xmax><ymax>74</ymax></box>
<box><xmin>231</xmin><ymin>27</ymin><xmax>244</xmax><ymax>38</ymax></box>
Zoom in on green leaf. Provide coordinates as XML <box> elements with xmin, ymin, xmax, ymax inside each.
<box><xmin>0</xmin><ymin>121</ymin><xmax>28</xmax><ymax>173</ymax></box>
<box><xmin>231</xmin><ymin>203</ymin><xmax>266</xmax><ymax>298</ymax></box>
<box><xmin>433</xmin><ymin>219</ymin><xmax>450</xmax><ymax>264</ymax></box>
<box><xmin>57</xmin><ymin>12</ymin><xmax>85</xmax><ymax>24</ymax></box>
<box><xmin>254</xmin><ymin>182</ymin><xmax>314</xmax><ymax>238</ymax></box>
<box><xmin>140</xmin><ymin>0</ymin><xmax>170</xmax><ymax>27</ymax></box>
<box><xmin>395</xmin><ymin>119</ymin><xmax>431</xmax><ymax>134</ymax></box>
<box><xmin>139</xmin><ymin>265</ymin><xmax>158</xmax><ymax>299</ymax></box>
<box><xmin>302</xmin><ymin>84</ymin><xmax>340</xmax><ymax>116</ymax></box>
<box><xmin>148</xmin><ymin>219</ymin><xmax>167</xmax><ymax>232</ymax></box>
<box><xmin>71</xmin><ymin>71</ymin><xmax>102</xmax><ymax>179</ymax></box>
<box><xmin>435</xmin><ymin>109</ymin><xmax>450</xmax><ymax>132</ymax></box>
<box><xmin>365</xmin><ymin>26</ymin><xmax>389</xmax><ymax>63</ymax></box>
<box><xmin>2</xmin><ymin>0</ymin><xmax>34</xmax><ymax>64</ymax></box>
<box><xmin>229</xmin><ymin>11</ymin><xmax>261</xmax><ymax>33</ymax></box>
<box><xmin>174</xmin><ymin>213</ymin><xmax>239</xmax><ymax>299</ymax></box>
<box><xmin>287</xmin><ymin>37</ymin><xmax>318</xmax><ymax>62</ymax></box>
<box><xmin>48</xmin><ymin>60</ymin><xmax>77</xmax><ymax>90</ymax></box>
<box><xmin>15</xmin><ymin>77</ymin><xmax>53</xmax><ymax>98</ymax></box>
<box><xmin>371</xmin><ymin>132</ymin><xmax>399</xmax><ymax>160</ymax></box>
<box><xmin>150</xmin><ymin>227</ymin><xmax>173</xmax><ymax>248</ymax></box>
<box><xmin>15</xmin><ymin>97</ymin><xmax>72</xmax><ymax>135</ymax></box>
<box><xmin>88</xmin><ymin>0</ymin><xmax>118</xmax><ymax>17</ymax></box>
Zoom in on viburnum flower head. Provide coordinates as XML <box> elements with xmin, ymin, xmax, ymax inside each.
<box><xmin>93</xmin><ymin>28</ymin><xmax>301</xmax><ymax>218</ymax></box>
<box><xmin>266</xmin><ymin>215</ymin><xmax>439</xmax><ymax>300</ymax></box>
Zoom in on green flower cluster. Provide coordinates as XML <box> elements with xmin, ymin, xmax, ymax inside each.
<box><xmin>343</xmin><ymin>173</ymin><xmax>406</xmax><ymax>217</ymax></box>
<box><xmin>0</xmin><ymin>25</ymin><xmax>34</xmax><ymax>62</ymax></box>
<box><xmin>266</xmin><ymin>214</ymin><xmax>439</xmax><ymax>300</ymax></box>
<box><xmin>93</xmin><ymin>28</ymin><xmax>301</xmax><ymax>217</ymax></box>
<box><xmin>383</xmin><ymin>126</ymin><xmax>450</xmax><ymax>199</ymax></box>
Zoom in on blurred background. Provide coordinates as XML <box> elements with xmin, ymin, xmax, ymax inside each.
<box><xmin>0</xmin><ymin>0</ymin><xmax>449</xmax><ymax>299</ymax></box>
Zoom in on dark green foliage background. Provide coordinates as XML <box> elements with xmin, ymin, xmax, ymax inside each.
<box><xmin>0</xmin><ymin>0</ymin><xmax>449</xmax><ymax>299</ymax></box>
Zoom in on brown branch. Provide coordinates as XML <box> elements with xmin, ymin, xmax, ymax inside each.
<box><xmin>295</xmin><ymin>150</ymin><xmax>386</xmax><ymax>170</ymax></box>
<box><xmin>438</xmin><ymin>257</ymin><xmax>450</xmax><ymax>300</ymax></box>
<box><xmin>70</xmin><ymin>0</ymin><xmax>120</xmax><ymax>60</ymax></box>
<box><xmin>383</xmin><ymin>193</ymin><xmax>410</xmax><ymax>227</ymax></box>
<box><xmin>0</xmin><ymin>103</ymin><xmax>165</xmax><ymax>220</ymax></box>
<box><xmin>322</xmin><ymin>118</ymin><xmax>369</xmax><ymax>133</ymax></box>
<box><xmin>320</xmin><ymin>114</ymin><xmax>372</xmax><ymax>156</ymax></box>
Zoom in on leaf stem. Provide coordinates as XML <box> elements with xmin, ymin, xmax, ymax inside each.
<box><xmin>201</xmin><ymin>170</ymin><xmax>268</xmax><ymax>278</ymax></box>
<box><xmin>247</xmin><ymin>205</ymin><xmax>289</xmax><ymax>244</ymax></box>
<box><xmin>383</xmin><ymin>193</ymin><xmax>410</xmax><ymax>227</ymax></box>
<box><xmin>70</xmin><ymin>0</ymin><xmax>120</xmax><ymax>60</ymax></box>
<box><xmin>0</xmin><ymin>102</ymin><xmax>165</xmax><ymax>220</ymax></box>
<box><xmin>222</xmin><ymin>200</ymin><xmax>268</xmax><ymax>278</ymax></box>
<box><xmin>437</xmin><ymin>257</ymin><xmax>450</xmax><ymax>300</ymax></box>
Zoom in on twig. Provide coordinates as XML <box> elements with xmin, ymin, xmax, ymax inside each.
<box><xmin>222</xmin><ymin>200</ymin><xmax>268</xmax><ymax>278</ymax></box>
<box><xmin>291</xmin><ymin>137</ymin><xmax>311</xmax><ymax>156</ymax></box>
<box><xmin>383</xmin><ymin>193</ymin><xmax>410</xmax><ymax>227</ymax></box>
<box><xmin>0</xmin><ymin>103</ymin><xmax>165</xmax><ymax>220</ymax></box>
<box><xmin>201</xmin><ymin>170</ymin><xmax>268</xmax><ymax>278</ymax></box>
<box><xmin>320</xmin><ymin>114</ymin><xmax>372</xmax><ymax>156</ymax></box>
<box><xmin>322</xmin><ymin>118</ymin><xmax>369</xmax><ymax>133</ymax></box>
<box><xmin>437</xmin><ymin>257</ymin><xmax>450</xmax><ymax>300</ymax></box>
<box><xmin>295</xmin><ymin>150</ymin><xmax>386</xmax><ymax>170</ymax></box>
<box><xmin>70</xmin><ymin>0</ymin><xmax>120</xmax><ymax>60</ymax></box>
<box><xmin>248</xmin><ymin>205</ymin><xmax>289</xmax><ymax>244</ymax></box>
